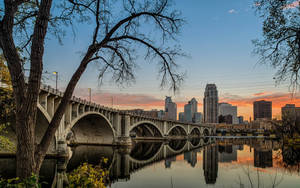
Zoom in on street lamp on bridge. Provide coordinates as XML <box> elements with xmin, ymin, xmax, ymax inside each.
<box><xmin>53</xmin><ymin>71</ymin><xmax>58</xmax><ymax>90</ymax></box>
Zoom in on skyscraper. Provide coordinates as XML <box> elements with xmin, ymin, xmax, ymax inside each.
<box><xmin>190</xmin><ymin>98</ymin><xmax>198</xmax><ymax>115</ymax></box>
<box><xmin>204</xmin><ymin>84</ymin><xmax>218</xmax><ymax>123</ymax></box>
<box><xmin>165</xmin><ymin>96</ymin><xmax>177</xmax><ymax>120</ymax></box>
<box><xmin>253</xmin><ymin>100</ymin><xmax>272</xmax><ymax>120</ymax></box>
<box><xmin>184</xmin><ymin>103</ymin><xmax>193</xmax><ymax>122</ymax></box>
<box><xmin>179</xmin><ymin>112</ymin><xmax>185</xmax><ymax>122</ymax></box>
<box><xmin>183</xmin><ymin>98</ymin><xmax>200</xmax><ymax>123</ymax></box>
<box><xmin>194</xmin><ymin>112</ymin><xmax>202</xmax><ymax>123</ymax></box>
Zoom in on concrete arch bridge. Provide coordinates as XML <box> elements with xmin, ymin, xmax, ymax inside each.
<box><xmin>35</xmin><ymin>84</ymin><xmax>216</xmax><ymax>152</ymax></box>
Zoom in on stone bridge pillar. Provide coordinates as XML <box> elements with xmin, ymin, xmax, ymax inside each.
<box><xmin>163</xmin><ymin>122</ymin><xmax>167</xmax><ymax>136</ymax></box>
<box><xmin>116</xmin><ymin>114</ymin><xmax>132</xmax><ymax>146</ymax></box>
<box><xmin>113</xmin><ymin>113</ymin><xmax>121</xmax><ymax>137</ymax></box>
<box><xmin>124</xmin><ymin>115</ymin><xmax>130</xmax><ymax>138</ymax></box>
<box><xmin>187</xmin><ymin>125</ymin><xmax>191</xmax><ymax>136</ymax></box>
<box><xmin>163</xmin><ymin>144</ymin><xmax>167</xmax><ymax>158</ymax></box>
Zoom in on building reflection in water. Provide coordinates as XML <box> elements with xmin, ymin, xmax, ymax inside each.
<box><xmin>254</xmin><ymin>149</ymin><xmax>273</xmax><ymax>168</ymax></box>
<box><xmin>184</xmin><ymin>150</ymin><xmax>197</xmax><ymax>167</ymax></box>
<box><xmin>3</xmin><ymin>138</ymin><xmax>297</xmax><ymax>187</ymax></box>
<box><xmin>165</xmin><ymin>156</ymin><xmax>176</xmax><ymax>168</ymax></box>
<box><xmin>203</xmin><ymin>144</ymin><xmax>218</xmax><ymax>184</ymax></box>
<box><xmin>218</xmin><ymin>145</ymin><xmax>238</xmax><ymax>163</ymax></box>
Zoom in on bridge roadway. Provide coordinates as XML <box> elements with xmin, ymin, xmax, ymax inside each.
<box><xmin>24</xmin><ymin>84</ymin><xmax>215</xmax><ymax>154</ymax></box>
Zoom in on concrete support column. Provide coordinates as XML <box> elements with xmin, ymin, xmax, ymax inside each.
<box><xmin>47</xmin><ymin>96</ymin><xmax>55</xmax><ymax>117</ymax></box>
<box><xmin>79</xmin><ymin>104</ymin><xmax>84</xmax><ymax>115</ymax></box>
<box><xmin>71</xmin><ymin>103</ymin><xmax>79</xmax><ymax>120</ymax></box>
<box><xmin>54</xmin><ymin>98</ymin><xmax>60</xmax><ymax>113</ymax></box>
<box><xmin>57</xmin><ymin>115</ymin><xmax>65</xmax><ymax>141</ymax></box>
<box><xmin>163</xmin><ymin>144</ymin><xmax>167</xmax><ymax>158</ymax></box>
<box><xmin>200</xmin><ymin>127</ymin><xmax>204</xmax><ymax>136</ymax></box>
<box><xmin>163</xmin><ymin>121</ymin><xmax>167</xmax><ymax>137</ymax></box>
<box><xmin>39</xmin><ymin>93</ymin><xmax>48</xmax><ymax>109</ymax></box>
<box><xmin>187</xmin><ymin>125</ymin><xmax>191</xmax><ymax>135</ymax></box>
<box><xmin>113</xmin><ymin>113</ymin><xmax>121</xmax><ymax>137</ymax></box>
<box><xmin>65</xmin><ymin>103</ymin><xmax>72</xmax><ymax>128</ymax></box>
<box><xmin>124</xmin><ymin>115</ymin><xmax>130</xmax><ymax>137</ymax></box>
<box><xmin>115</xmin><ymin>114</ymin><xmax>131</xmax><ymax>146</ymax></box>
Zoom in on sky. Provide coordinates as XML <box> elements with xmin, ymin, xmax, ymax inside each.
<box><xmin>41</xmin><ymin>0</ymin><xmax>300</xmax><ymax>120</ymax></box>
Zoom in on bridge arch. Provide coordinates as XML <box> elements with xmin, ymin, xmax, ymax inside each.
<box><xmin>130</xmin><ymin>121</ymin><xmax>163</xmax><ymax>137</ymax></box>
<box><xmin>190</xmin><ymin>127</ymin><xmax>201</xmax><ymax>136</ymax></box>
<box><xmin>167</xmin><ymin>140</ymin><xmax>188</xmax><ymax>153</ymax></box>
<box><xmin>167</xmin><ymin>125</ymin><xmax>188</xmax><ymax>136</ymax></box>
<box><xmin>190</xmin><ymin>138</ymin><xmax>201</xmax><ymax>147</ymax></box>
<box><xmin>129</xmin><ymin>142</ymin><xmax>164</xmax><ymax>164</ymax></box>
<box><xmin>203</xmin><ymin>128</ymin><xmax>210</xmax><ymax>136</ymax></box>
<box><xmin>69</xmin><ymin>112</ymin><xmax>116</xmax><ymax>145</ymax></box>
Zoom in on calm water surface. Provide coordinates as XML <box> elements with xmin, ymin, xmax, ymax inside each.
<box><xmin>1</xmin><ymin>138</ymin><xmax>300</xmax><ymax>187</ymax></box>
<box><xmin>109</xmin><ymin>139</ymin><xmax>300</xmax><ymax>188</ymax></box>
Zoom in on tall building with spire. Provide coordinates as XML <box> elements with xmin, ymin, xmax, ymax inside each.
<box><xmin>203</xmin><ymin>84</ymin><xmax>218</xmax><ymax>123</ymax></box>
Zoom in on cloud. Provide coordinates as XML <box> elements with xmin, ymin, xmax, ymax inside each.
<box><xmin>220</xmin><ymin>92</ymin><xmax>300</xmax><ymax>108</ymax></box>
<box><xmin>73</xmin><ymin>88</ymin><xmax>300</xmax><ymax>120</ymax></box>
<box><xmin>253</xmin><ymin>92</ymin><xmax>269</xmax><ymax>96</ymax></box>
<box><xmin>74</xmin><ymin>88</ymin><xmax>192</xmax><ymax>110</ymax></box>
<box><xmin>228</xmin><ymin>9</ymin><xmax>237</xmax><ymax>14</ymax></box>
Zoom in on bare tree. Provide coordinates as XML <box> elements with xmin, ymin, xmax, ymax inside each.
<box><xmin>0</xmin><ymin>0</ymin><xmax>184</xmax><ymax>179</ymax></box>
<box><xmin>253</xmin><ymin>0</ymin><xmax>300</xmax><ymax>91</ymax></box>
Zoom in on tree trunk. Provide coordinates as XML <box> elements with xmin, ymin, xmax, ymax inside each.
<box><xmin>15</xmin><ymin>111</ymin><xmax>37</xmax><ymax>178</ymax></box>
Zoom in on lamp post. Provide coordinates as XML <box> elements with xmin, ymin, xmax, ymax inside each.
<box><xmin>53</xmin><ymin>71</ymin><xmax>58</xmax><ymax>90</ymax></box>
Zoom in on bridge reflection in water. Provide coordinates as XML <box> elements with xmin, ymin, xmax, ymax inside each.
<box><xmin>1</xmin><ymin>138</ymin><xmax>300</xmax><ymax>187</ymax></box>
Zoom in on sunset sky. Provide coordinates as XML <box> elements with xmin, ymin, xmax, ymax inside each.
<box><xmin>42</xmin><ymin>0</ymin><xmax>300</xmax><ymax>120</ymax></box>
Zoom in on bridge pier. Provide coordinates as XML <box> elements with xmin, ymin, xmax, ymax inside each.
<box><xmin>114</xmin><ymin>114</ymin><xmax>132</xmax><ymax>146</ymax></box>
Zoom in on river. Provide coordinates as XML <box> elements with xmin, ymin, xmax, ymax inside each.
<box><xmin>0</xmin><ymin>138</ymin><xmax>299</xmax><ymax>187</ymax></box>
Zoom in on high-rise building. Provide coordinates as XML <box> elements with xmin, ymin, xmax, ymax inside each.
<box><xmin>253</xmin><ymin>100</ymin><xmax>272</xmax><ymax>120</ymax></box>
<box><xmin>179</xmin><ymin>112</ymin><xmax>185</xmax><ymax>122</ymax></box>
<box><xmin>218</xmin><ymin>103</ymin><xmax>238</xmax><ymax>124</ymax></box>
<box><xmin>190</xmin><ymin>98</ymin><xmax>198</xmax><ymax>115</ymax></box>
<box><xmin>184</xmin><ymin>103</ymin><xmax>193</xmax><ymax>122</ymax></box>
<box><xmin>165</xmin><ymin>96</ymin><xmax>177</xmax><ymax>120</ymax></box>
<box><xmin>204</xmin><ymin>84</ymin><xmax>218</xmax><ymax>123</ymax></box>
<box><xmin>194</xmin><ymin>112</ymin><xmax>202</xmax><ymax>123</ymax></box>
<box><xmin>157</xmin><ymin>110</ymin><xmax>165</xmax><ymax>119</ymax></box>
<box><xmin>281</xmin><ymin>104</ymin><xmax>300</xmax><ymax>126</ymax></box>
<box><xmin>183</xmin><ymin>98</ymin><xmax>200</xmax><ymax>123</ymax></box>
<box><xmin>218</xmin><ymin>114</ymin><xmax>233</xmax><ymax>124</ymax></box>
<box><xmin>238</xmin><ymin>116</ymin><xmax>244</xmax><ymax>124</ymax></box>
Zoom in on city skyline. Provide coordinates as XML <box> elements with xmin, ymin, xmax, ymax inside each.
<box><xmin>34</xmin><ymin>0</ymin><xmax>300</xmax><ymax>120</ymax></box>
